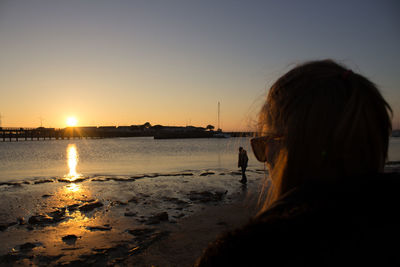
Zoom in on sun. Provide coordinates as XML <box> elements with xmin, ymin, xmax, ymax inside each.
<box><xmin>66</xmin><ymin>117</ymin><xmax>78</xmax><ymax>127</ymax></box>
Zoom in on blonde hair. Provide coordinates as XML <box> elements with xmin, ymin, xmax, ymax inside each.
<box><xmin>259</xmin><ymin>60</ymin><xmax>392</xmax><ymax>211</ymax></box>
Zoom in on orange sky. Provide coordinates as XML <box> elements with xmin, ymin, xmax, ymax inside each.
<box><xmin>0</xmin><ymin>1</ymin><xmax>399</xmax><ymax>131</ymax></box>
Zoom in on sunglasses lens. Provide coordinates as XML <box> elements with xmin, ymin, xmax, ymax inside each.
<box><xmin>251</xmin><ymin>138</ymin><xmax>266</xmax><ymax>162</ymax></box>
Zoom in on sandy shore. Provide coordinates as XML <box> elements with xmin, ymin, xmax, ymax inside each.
<box><xmin>0</xmin><ymin>169</ymin><xmax>264</xmax><ymax>266</ymax></box>
<box><xmin>126</xmin><ymin>189</ymin><xmax>260</xmax><ymax>267</ymax></box>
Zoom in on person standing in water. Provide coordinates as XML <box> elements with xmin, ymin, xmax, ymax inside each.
<box><xmin>238</xmin><ymin>147</ymin><xmax>248</xmax><ymax>183</ymax></box>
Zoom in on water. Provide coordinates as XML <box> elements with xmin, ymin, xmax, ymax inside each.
<box><xmin>1</xmin><ymin>137</ymin><xmax>400</xmax><ymax>183</ymax></box>
<box><xmin>389</xmin><ymin>137</ymin><xmax>400</xmax><ymax>162</ymax></box>
<box><xmin>0</xmin><ymin>137</ymin><xmax>258</xmax><ymax>182</ymax></box>
<box><xmin>0</xmin><ymin>137</ymin><xmax>266</xmax><ymax>262</ymax></box>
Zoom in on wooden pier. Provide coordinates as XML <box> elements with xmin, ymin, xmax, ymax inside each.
<box><xmin>0</xmin><ymin>127</ymin><xmax>103</xmax><ymax>142</ymax></box>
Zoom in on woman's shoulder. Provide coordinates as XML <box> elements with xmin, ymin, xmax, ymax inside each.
<box><xmin>195</xmin><ymin>172</ymin><xmax>400</xmax><ymax>266</ymax></box>
<box><xmin>194</xmin><ymin>212</ymin><xmax>295</xmax><ymax>266</ymax></box>
<box><xmin>195</xmin><ymin>192</ymin><xmax>320</xmax><ymax>266</ymax></box>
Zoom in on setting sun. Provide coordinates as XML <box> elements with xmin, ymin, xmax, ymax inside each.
<box><xmin>66</xmin><ymin>117</ymin><xmax>78</xmax><ymax>127</ymax></box>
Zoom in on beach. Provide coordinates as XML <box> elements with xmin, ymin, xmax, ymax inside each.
<box><xmin>0</xmin><ymin>168</ymin><xmax>264</xmax><ymax>266</ymax></box>
<box><xmin>1</xmin><ymin>137</ymin><xmax>399</xmax><ymax>266</ymax></box>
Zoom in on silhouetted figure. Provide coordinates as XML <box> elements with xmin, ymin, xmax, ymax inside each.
<box><xmin>238</xmin><ymin>147</ymin><xmax>248</xmax><ymax>183</ymax></box>
<box><xmin>196</xmin><ymin>60</ymin><xmax>399</xmax><ymax>266</ymax></box>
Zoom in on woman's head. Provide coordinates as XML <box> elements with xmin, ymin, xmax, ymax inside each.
<box><xmin>255</xmin><ymin>60</ymin><xmax>392</xmax><ymax>207</ymax></box>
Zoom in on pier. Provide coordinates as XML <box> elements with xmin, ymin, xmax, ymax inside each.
<box><xmin>0</xmin><ymin>125</ymin><xmax>255</xmax><ymax>142</ymax></box>
<box><xmin>0</xmin><ymin>127</ymin><xmax>104</xmax><ymax>142</ymax></box>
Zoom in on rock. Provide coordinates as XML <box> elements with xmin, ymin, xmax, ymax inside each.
<box><xmin>47</xmin><ymin>208</ymin><xmax>66</xmax><ymax>222</ymax></box>
<box><xmin>91</xmin><ymin>177</ymin><xmax>108</xmax><ymax>182</ymax></box>
<box><xmin>73</xmin><ymin>177</ymin><xmax>86</xmax><ymax>183</ymax></box>
<box><xmin>145</xmin><ymin>212</ymin><xmax>169</xmax><ymax>225</ymax></box>
<box><xmin>58</xmin><ymin>177</ymin><xmax>86</xmax><ymax>183</ymax></box>
<box><xmin>0</xmin><ymin>182</ymin><xmax>22</xmax><ymax>187</ymax></box>
<box><xmin>27</xmin><ymin>209</ymin><xmax>66</xmax><ymax>225</ymax></box>
<box><xmin>34</xmin><ymin>179</ymin><xmax>54</xmax><ymax>184</ymax></box>
<box><xmin>80</xmin><ymin>198</ymin><xmax>96</xmax><ymax>202</ymax></box>
<box><xmin>124</xmin><ymin>212</ymin><xmax>137</xmax><ymax>217</ymax></box>
<box><xmin>143</xmin><ymin>174</ymin><xmax>159</xmax><ymax>178</ymax></box>
<box><xmin>17</xmin><ymin>217</ymin><xmax>25</xmax><ymax>225</ymax></box>
<box><xmin>41</xmin><ymin>194</ymin><xmax>53</xmax><ymax>198</ymax></box>
<box><xmin>86</xmin><ymin>225</ymin><xmax>112</xmax><ymax>231</ymax></box>
<box><xmin>0</xmin><ymin>222</ymin><xmax>17</xmax><ymax>231</ymax></box>
<box><xmin>131</xmin><ymin>175</ymin><xmax>145</xmax><ymax>179</ymax></box>
<box><xmin>19</xmin><ymin>242</ymin><xmax>37</xmax><ymax>251</ymax></box>
<box><xmin>62</xmin><ymin>235</ymin><xmax>78</xmax><ymax>245</ymax></box>
<box><xmin>28</xmin><ymin>214</ymin><xmax>54</xmax><ymax>225</ymax></box>
<box><xmin>111</xmin><ymin>177</ymin><xmax>136</xmax><ymax>182</ymax></box>
<box><xmin>200</xmin><ymin>171</ymin><xmax>215</xmax><ymax>176</ymax></box>
<box><xmin>67</xmin><ymin>203</ymin><xmax>80</xmax><ymax>211</ymax></box>
<box><xmin>78</xmin><ymin>200</ymin><xmax>103</xmax><ymax>212</ymax></box>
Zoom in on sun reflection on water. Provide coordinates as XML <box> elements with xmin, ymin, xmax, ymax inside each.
<box><xmin>65</xmin><ymin>144</ymin><xmax>82</xmax><ymax>182</ymax></box>
<box><xmin>36</xmin><ymin>143</ymin><xmax>100</xmax><ymax>254</ymax></box>
<box><xmin>66</xmin><ymin>183</ymin><xmax>81</xmax><ymax>192</ymax></box>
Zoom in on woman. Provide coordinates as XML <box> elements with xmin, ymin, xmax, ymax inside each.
<box><xmin>196</xmin><ymin>60</ymin><xmax>400</xmax><ymax>266</ymax></box>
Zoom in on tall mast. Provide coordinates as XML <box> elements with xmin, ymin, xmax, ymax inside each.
<box><xmin>218</xmin><ymin>101</ymin><xmax>220</xmax><ymax>131</ymax></box>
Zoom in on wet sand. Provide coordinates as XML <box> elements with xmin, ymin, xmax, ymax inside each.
<box><xmin>0</xmin><ymin>169</ymin><xmax>264</xmax><ymax>266</ymax></box>
<box><xmin>126</xmin><ymin>197</ymin><xmax>260</xmax><ymax>266</ymax></box>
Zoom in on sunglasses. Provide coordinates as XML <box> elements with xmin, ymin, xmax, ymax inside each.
<box><xmin>250</xmin><ymin>135</ymin><xmax>284</xmax><ymax>162</ymax></box>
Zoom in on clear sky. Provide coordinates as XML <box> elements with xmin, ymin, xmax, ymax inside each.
<box><xmin>0</xmin><ymin>0</ymin><xmax>399</xmax><ymax>131</ymax></box>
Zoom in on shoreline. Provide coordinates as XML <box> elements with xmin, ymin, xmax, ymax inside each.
<box><xmin>0</xmin><ymin>168</ymin><xmax>264</xmax><ymax>266</ymax></box>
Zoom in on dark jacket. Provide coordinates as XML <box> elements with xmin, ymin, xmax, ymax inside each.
<box><xmin>196</xmin><ymin>173</ymin><xmax>400</xmax><ymax>266</ymax></box>
<box><xmin>238</xmin><ymin>150</ymin><xmax>248</xmax><ymax>168</ymax></box>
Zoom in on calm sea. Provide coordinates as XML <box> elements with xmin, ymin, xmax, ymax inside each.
<box><xmin>0</xmin><ymin>137</ymin><xmax>256</xmax><ymax>182</ymax></box>
<box><xmin>0</xmin><ymin>137</ymin><xmax>399</xmax><ymax>182</ymax></box>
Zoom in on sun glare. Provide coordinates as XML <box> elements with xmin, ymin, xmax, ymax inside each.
<box><xmin>66</xmin><ymin>117</ymin><xmax>78</xmax><ymax>127</ymax></box>
<box><xmin>65</xmin><ymin>144</ymin><xmax>82</xmax><ymax>181</ymax></box>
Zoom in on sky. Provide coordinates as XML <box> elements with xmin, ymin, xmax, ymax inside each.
<box><xmin>0</xmin><ymin>0</ymin><xmax>399</xmax><ymax>131</ymax></box>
